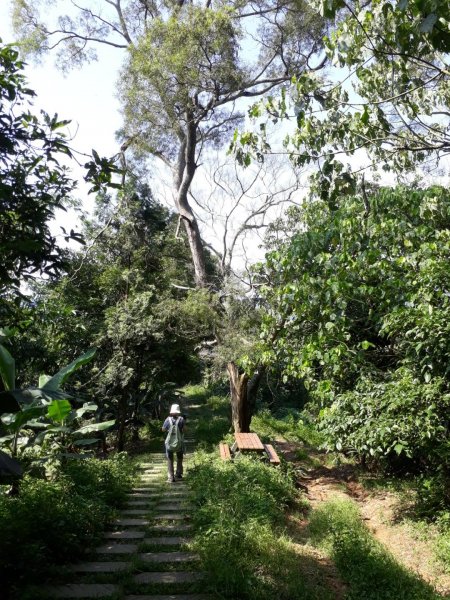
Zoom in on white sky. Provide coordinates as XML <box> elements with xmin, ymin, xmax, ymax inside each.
<box><xmin>0</xmin><ymin>3</ymin><xmax>122</xmax><ymax>157</ymax></box>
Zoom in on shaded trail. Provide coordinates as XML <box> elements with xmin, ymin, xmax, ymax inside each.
<box><xmin>41</xmin><ymin>413</ymin><xmax>216</xmax><ymax>600</ymax></box>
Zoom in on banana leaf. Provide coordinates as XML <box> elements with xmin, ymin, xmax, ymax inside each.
<box><xmin>42</xmin><ymin>348</ymin><xmax>96</xmax><ymax>391</ymax></box>
<box><xmin>0</xmin><ymin>344</ymin><xmax>15</xmax><ymax>392</ymax></box>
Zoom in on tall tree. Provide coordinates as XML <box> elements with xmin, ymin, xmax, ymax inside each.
<box><xmin>11</xmin><ymin>0</ymin><xmax>325</xmax><ymax>286</ymax></box>
<box><xmin>21</xmin><ymin>180</ymin><xmax>218</xmax><ymax>448</ymax></box>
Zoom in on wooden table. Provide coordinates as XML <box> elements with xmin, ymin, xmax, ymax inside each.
<box><xmin>231</xmin><ymin>433</ymin><xmax>265</xmax><ymax>454</ymax></box>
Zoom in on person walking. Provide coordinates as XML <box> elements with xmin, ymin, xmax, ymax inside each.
<box><xmin>162</xmin><ymin>403</ymin><xmax>185</xmax><ymax>483</ymax></box>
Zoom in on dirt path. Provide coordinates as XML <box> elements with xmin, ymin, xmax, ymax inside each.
<box><xmin>276</xmin><ymin>441</ymin><xmax>450</xmax><ymax>598</ymax></box>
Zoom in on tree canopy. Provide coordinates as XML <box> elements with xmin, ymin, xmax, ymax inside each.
<box><xmin>11</xmin><ymin>0</ymin><xmax>325</xmax><ymax>286</ymax></box>
<box><xmin>0</xmin><ymin>41</ymin><xmax>77</xmax><ymax>302</ymax></box>
<box><xmin>234</xmin><ymin>0</ymin><xmax>450</xmax><ymax>197</ymax></box>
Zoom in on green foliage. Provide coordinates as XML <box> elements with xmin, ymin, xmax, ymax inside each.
<box><xmin>0</xmin><ymin>40</ymin><xmax>76</xmax><ymax>298</ymax></box>
<box><xmin>235</xmin><ymin>0</ymin><xmax>450</xmax><ymax>193</ymax></box>
<box><xmin>62</xmin><ymin>452</ymin><xmax>134</xmax><ymax>509</ymax></box>
<box><xmin>259</xmin><ymin>186</ymin><xmax>450</xmax><ymax>469</ymax></box>
<box><xmin>195</xmin><ymin>415</ymin><xmax>230</xmax><ymax>449</ymax></box>
<box><xmin>0</xmin><ymin>341</ymin><xmax>15</xmax><ymax>392</ymax></box>
<box><xmin>11</xmin><ymin>181</ymin><xmax>218</xmax><ymax>449</ymax></box>
<box><xmin>252</xmin><ymin>408</ymin><xmax>324</xmax><ymax>447</ymax></box>
<box><xmin>0</xmin><ymin>39</ymin><xmax>120</xmax><ymax>319</ymax></box>
<box><xmin>434</xmin><ymin>522</ymin><xmax>450</xmax><ymax>573</ymax></box>
<box><xmin>0</xmin><ymin>453</ymin><xmax>134</xmax><ymax>592</ymax></box>
<box><xmin>42</xmin><ymin>348</ymin><xmax>97</xmax><ymax>392</ymax></box>
<box><xmin>189</xmin><ymin>453</ymin><xmax>322</xmax><ymax>599</ymax></box>
<box><xmin>320</xmin><ymin>370</ymin><xmax>449</xmax><ymax>465</ymax></box>
<box><xmin>308</xmin><ymin>499</ymin><xmax>442</xmax><ymax>599</ymax></box>
<box><xmin>0</xmin><ymin>345</ymin><xmax>113</xmax><ymax>473</ymax></box>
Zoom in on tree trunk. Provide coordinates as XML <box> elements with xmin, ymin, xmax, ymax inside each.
<box><xmin>173</xmin><ymin>115</ymin><xmax>208</xmax><ymax>288</ymax></box>
<box><xmin>117</xmin><ymin>396</ymin><xmax>127</xmax><ymax>452</ymax></box>
<box><xmin>227</xmin><ymin>362</ymin><xmax>266</xmax><ymax>433</ymax></box>
<box><xmin>227</xmin><ymin>361</ymin><xmax>250</xmax><ymax>433</ymax></box>
<box><xmin>178</xmin><ymin>195</ymin><xmax>208</xmax><ymax>287</ymax></box>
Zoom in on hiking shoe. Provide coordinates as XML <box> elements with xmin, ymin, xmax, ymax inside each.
<box><xmin>167</xmin><ymin>478</ymin><xmax>175</xmax><ymax>483</ymax></box>
<box><xmin>175</xmin><ymin>474</ymin><xmax>183</xmax><ymax>480</ymax></box>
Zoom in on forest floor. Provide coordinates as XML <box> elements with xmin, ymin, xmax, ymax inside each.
<box><xmin>276</xmin><ymin>439</ymin><xmax>450</xmax><ymax>597</ymax></box>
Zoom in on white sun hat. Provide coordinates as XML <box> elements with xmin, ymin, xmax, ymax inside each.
<box><xmin>169</xmin><ymin>403</ymin><xmax>181</xmax><ymax>415</ymax></box>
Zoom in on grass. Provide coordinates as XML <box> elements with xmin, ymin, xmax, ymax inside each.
<box><xmin>188</xmin><ymin>451</ymin><xmax>332</xmax><ymax>600</ymax></box>
<box><xmin>251</xmin><ymin>408</ymin><xmax>324</xmax><ymax>447</ymax></box>
<box><xmin>308</xmin><ymin>498</ymin><xmax>444</xmax><ymax>600</ymax></box>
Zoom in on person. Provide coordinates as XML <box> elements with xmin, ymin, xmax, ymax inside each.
<box><xmin>162</xmin><ymin>403</ymin><xmax>185</xmax><ymax>483</ymax></box>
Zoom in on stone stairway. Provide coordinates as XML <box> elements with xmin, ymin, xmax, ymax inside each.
<box><xmin>44</xmin><ymin>441</ymin><xmax>214</xmax><ymax>600</ymax></box>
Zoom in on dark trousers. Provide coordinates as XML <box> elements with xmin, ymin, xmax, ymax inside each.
<box><xmin>166</xmin><ymin>450</ymin><xmax>183</xmax><ymax>480</ymax></box>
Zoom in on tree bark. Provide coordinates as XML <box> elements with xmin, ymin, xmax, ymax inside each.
<box><xmin>227</xmin><ymin>361</ymin><xmax>250</xmax><ymax>432</ymax></box>
<box><xmin>173</xmin><ymin>114</ymin><xmax>208</xmax><ymax>288</ymax></box>
<box><xmin>227</xmin><ymin>362</ymin><xmax>266</xmax><ymax>433</ymax></box>
<box><xmin>117</xmin><ymin>395</ymin><xmax>127</xmax><ymax>452</ymax></box>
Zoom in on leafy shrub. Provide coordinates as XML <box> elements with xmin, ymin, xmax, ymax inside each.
<box><xmin>0</xmin><ymin>454</ymin><xmax>135</xmax><ymax>595</ymax></box>
<box><xmin>309</xmin><ymin>499</ymin><xmax>441</xmax><ymax>600</ymax></box>
<box><xmin>434</xmin><ymin>521</ymin><xmax>450</xmax><ymax>573</ymax></box>
<box><xmin>319</xmin><ymin>369</ymin><xmax>448</xmax><ymax>469</ymax></box>
<box><xmin>206</xmin><ymin>394</ymin><xmax>229</xmax><ymax>411</ymax></box>
<box><xmin>62</xmin><ymin>452</ymin><xmax>135</xmax><ymax>507</ymax></box>
<box><xmin>189</xmin><ymin>453</ymin><xmax>322</xmax><ymax>599</ymax></box>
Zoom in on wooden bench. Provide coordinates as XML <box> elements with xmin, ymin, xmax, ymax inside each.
<box><xmin>219</xmin><ymin>442</ymin><xmax>232</xmax><ymax>461</ymax></box>
<box><xmin>263</xmin><ymin>443</ymin><xmax>281</xmax><ymax>466</ymax></box>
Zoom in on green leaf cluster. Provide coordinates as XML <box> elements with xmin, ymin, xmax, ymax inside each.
<box><xmin>259</xmin><ymin>186</ymin><xmax>450</xmax><ymax>467</ymax></box>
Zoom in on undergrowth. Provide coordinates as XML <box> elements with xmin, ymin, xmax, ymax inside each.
<box><xmin>252</xmin><ymin>408</ymin><xmax>324</xmax><ymax>446</ymax></box>
<box><xmin>189</xmin><ymin>452</ymin><xmax>330</xmax><ymax>600</ymax></box>
<box><xmin>0</xmin><ymin>453</ymin><xmax>135</xmax><ymax>597</ymax></box>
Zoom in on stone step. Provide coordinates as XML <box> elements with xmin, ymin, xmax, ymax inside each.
<box><xmin>115</xmin><ymin>518</ymin><xmax>149</xmax><ymax>527</ymax></box>
<box><xmin>121</xmin><ymin>509</ymin><xmax>151</xmax><ymax>516</ymax></box>
<box><xmin>139</xmin><ymin>481</ymin><xmax>163</xmax><ymax>485</ymax></box>
<box><xmin>139</xmin><ymin>552</ymin><xmax>199</xmax><ymax>563</ymax></box>
<box><xmin>45</xmin><ymin>584</ymin><xmax>120</xmax><ymax>598</ymax></box>
<box><xmin>133</xmin><ymin>484</ymin><xmax>162</xmax><ymax>489</ymax></box>
<box><xmin>142</xmin><ymin>537</ymin><xmax>189</xmax><ymax>546</ymax></box>
<box><xmin>129</xmin><ymin>492</ymin><xmax>159</xmax><ymax>497</ymax></box>
<box><xmin>133</xmin><ymin>571</ymin><xmax>205</xmax><ymax>584</ymax></box>
<box><xmin>104</xmin><ymin>530</ymin><xmax>145</xmax><ymax>540</ymax></box>
<box><xmin>156</xmin><ymin>503</ymin><xmax>186</xmax><ymax>511</ymax></box>
<box><xmin>95</xmin><ymin>543</ymin><xmax>138</xmax><ymax>554</ymax></box>
<box><xmin>69</xmin><ymin>561</ymin><xmax>130</xmax><ymax>573</ymax></box>
<box><xmin>148</xmin><ymin>524</ymin><xmax>193</xmax><ymax>532</ymax></box>
<box><xmin>126</xmin><ymin>501</ymin><xmax>150</xmax><ymax>507</ymax></box>
<box><xmin>154</xmin><ymin>514</ymin><xmax>188</xmax><ymax>520</ymax></box>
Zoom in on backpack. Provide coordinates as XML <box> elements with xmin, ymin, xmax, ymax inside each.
<box><xmin>165</xmin><ymin>416</ymin><xmax>183</xmax><ymax>452</ymax></box>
